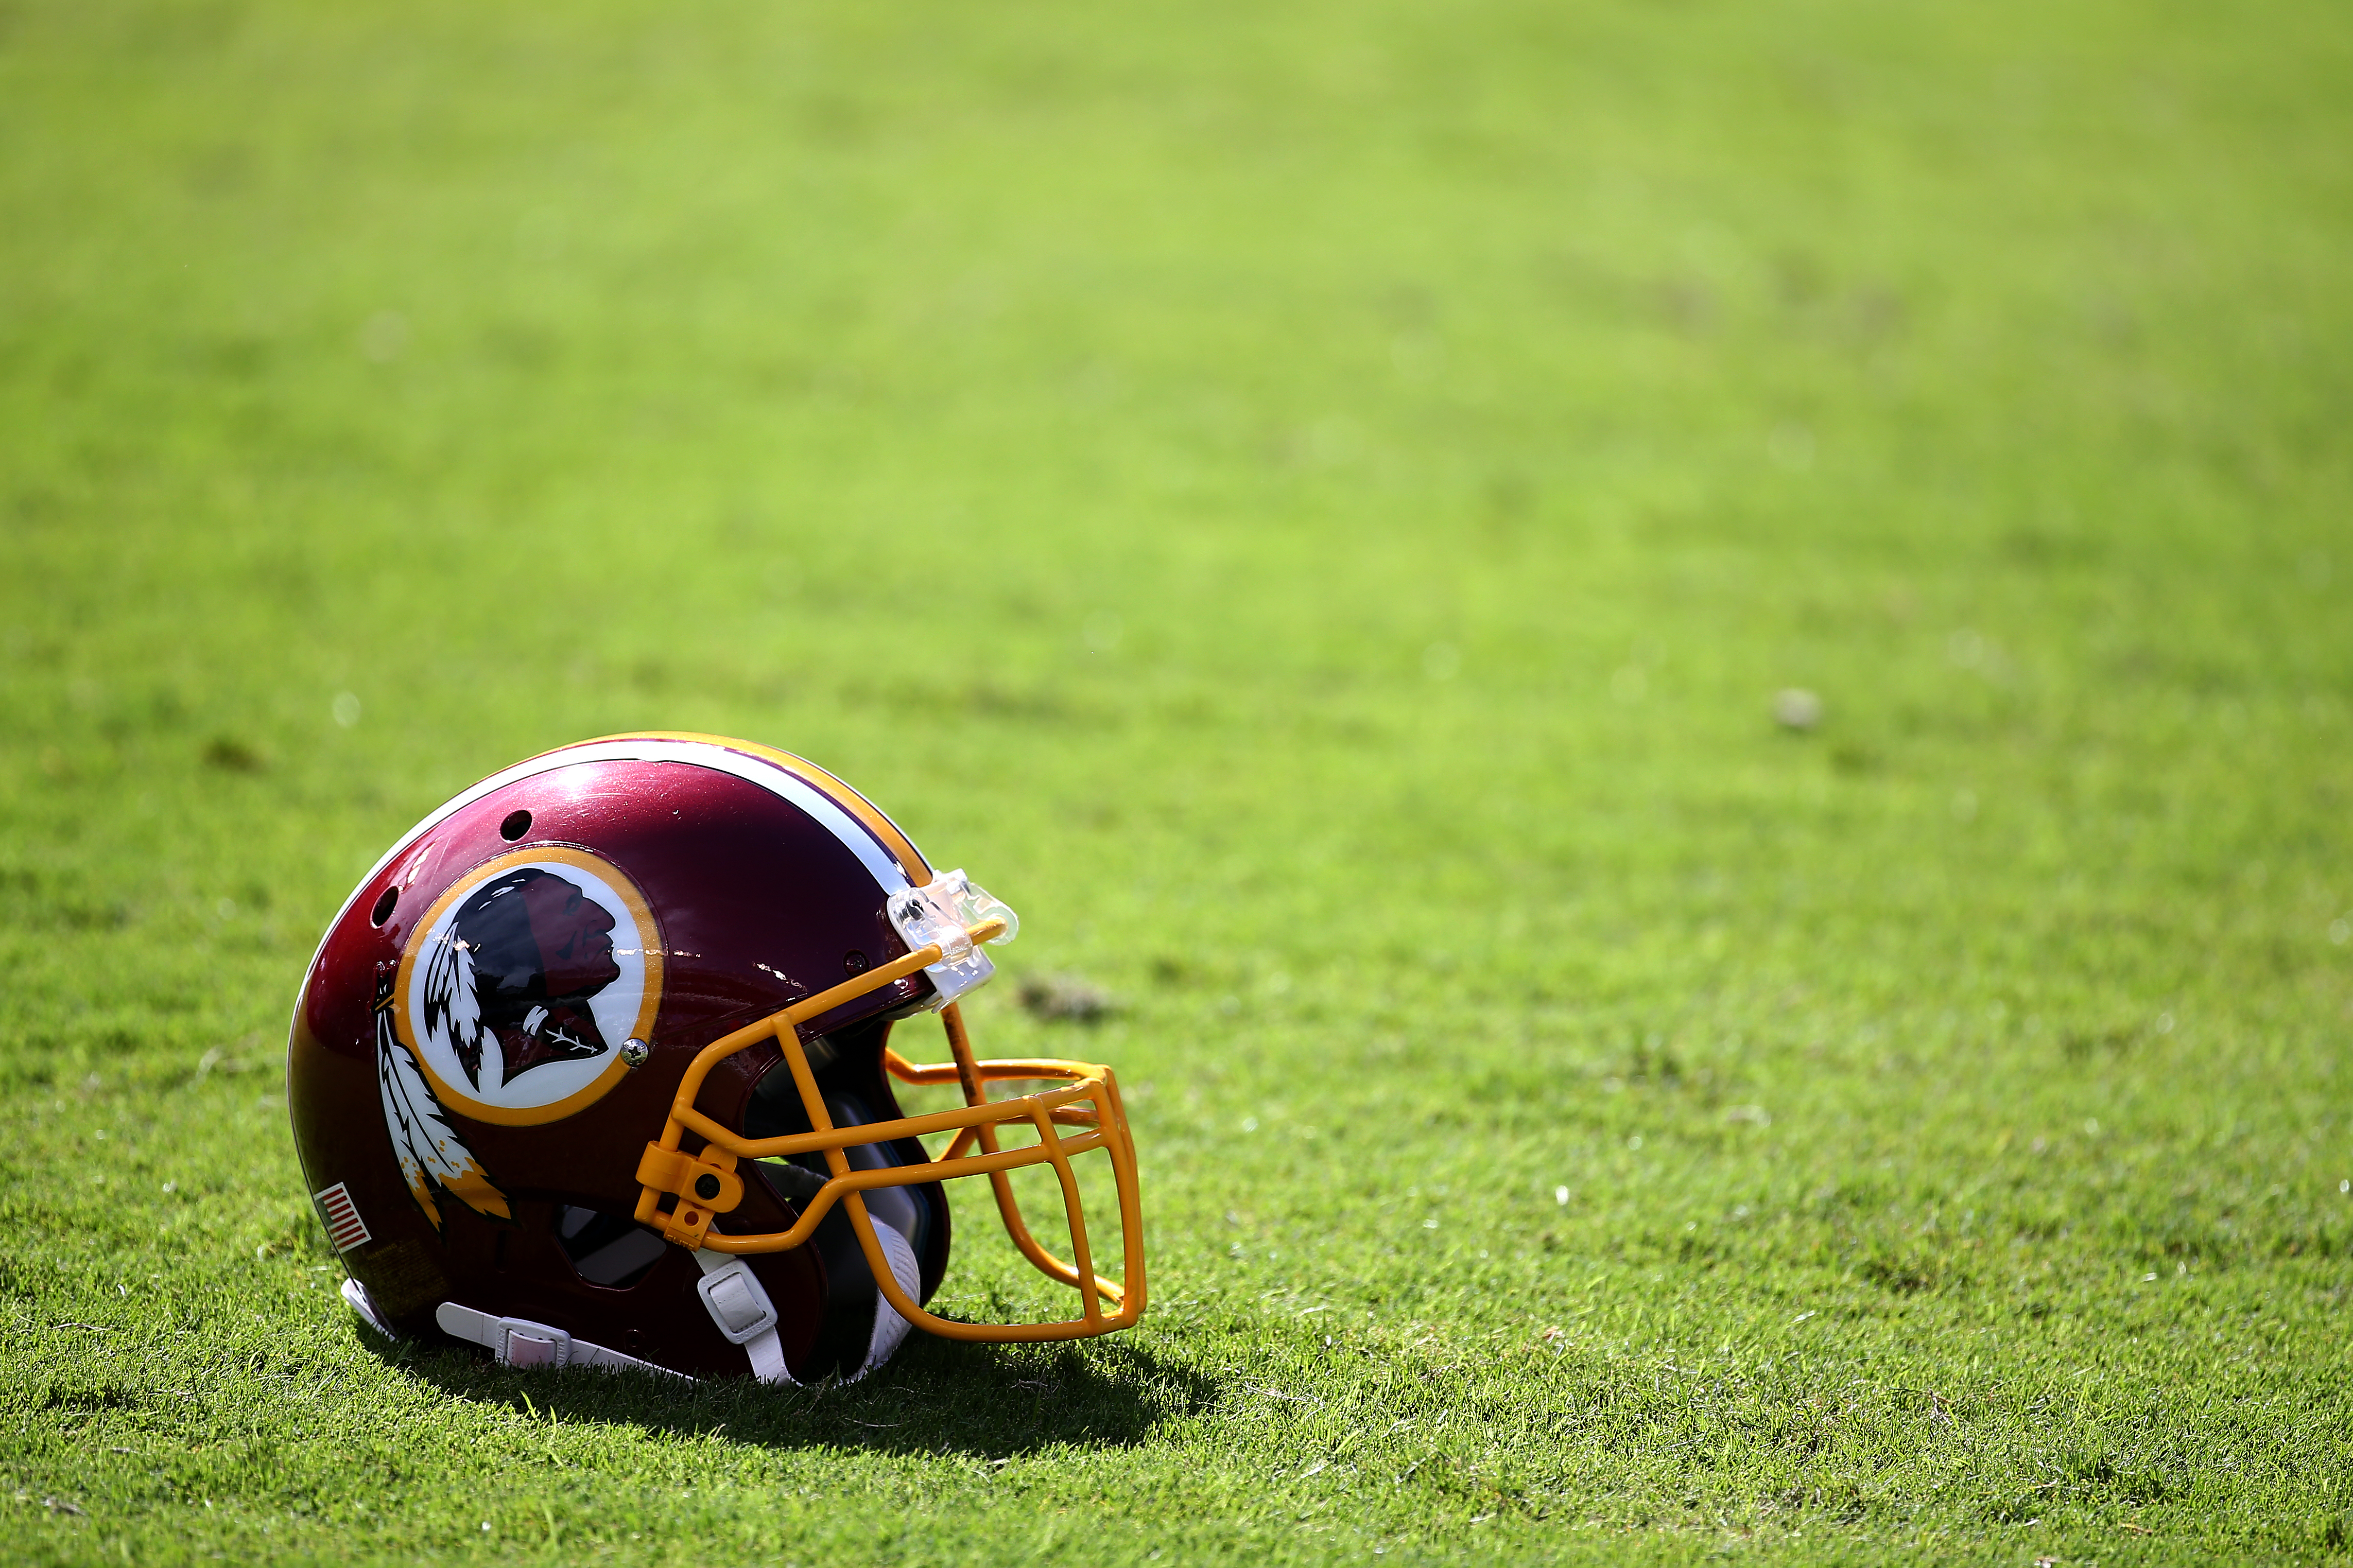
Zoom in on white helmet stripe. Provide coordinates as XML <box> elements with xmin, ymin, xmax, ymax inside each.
<box><xmin>294</xmin><ymin>738</ymin><xmax>916</xmax><ymax>1019</ymax></box>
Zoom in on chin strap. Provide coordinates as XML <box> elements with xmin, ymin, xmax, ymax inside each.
<box><xmin>348</xmin><ymin>1225</ymin><xmax>918</xmax><ymax>1387</ymax></box>
<box><xmin>432</xmin><ymin>1300</ymin><xmax>680</xmax><ymax>1377</ymax></box>
<box><xmin>692</xmin><ymin>1249</ymin><xmax>794</xmax><ymax>1384</ymax></box>
<box><xmin>694</xmin><ymin>1216</ymin><xmax>921</xmax><ymax>1384</ymax></box>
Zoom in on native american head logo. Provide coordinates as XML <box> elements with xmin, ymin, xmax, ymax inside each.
<box><xmin>420</xmin><ymin>866</ymin><xmax>626</xmax><ymax>1093</ymax></box>
<box><xmin>376</xmin><ymin>846</ymin><xmax>663</xmax><ymax>1231</ymax></box>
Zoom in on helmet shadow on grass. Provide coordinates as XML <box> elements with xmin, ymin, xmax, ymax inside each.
<box><xmin>379</xmin><ymin>1330</ymin><xmax>1213</xmax><ymax>1457</ymax></box>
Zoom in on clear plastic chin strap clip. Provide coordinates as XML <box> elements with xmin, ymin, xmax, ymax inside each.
<box><xmin>887</xmin><ymin>870</ymin><xmax>1019</xmax><ymax>1009</ymax></box>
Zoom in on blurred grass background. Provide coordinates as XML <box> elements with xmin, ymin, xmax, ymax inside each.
<box><xmin>2</xmin><ymin>0</ymin><xmax>2350</xmax><ymax>1561</ymax></box>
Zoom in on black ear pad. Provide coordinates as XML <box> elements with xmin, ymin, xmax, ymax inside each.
<box><xmin>745</xmin><ymin>1018</ymin><xmax>950</xmax><ymax>1380</ymax></box>
<box><xmin>762</xmin><ymin>1161</ymin><xmax>886</xmax><ymax>1382</ymax></box>
<box><xmin>826</xmin><ymin>1017</ymin><xmax>953</xmax><ymax>1301</ymax></box>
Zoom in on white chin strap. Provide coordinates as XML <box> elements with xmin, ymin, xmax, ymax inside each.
<box><xmin>430</xmin><ymin>1298</ymin><xmax>679</xmax><ymax>1378</ymax></box>
<box><xmin>698</xmin><ymin>1216</ymin><xmax>922</xmax><ymax>1384</ymax></box>
<box><xmin>692</xmin><ymin>1248</ymin><xmax>794</xmax><ymax>1384</ymax></box>
<box><xmin>354</xmin><ymin>1218</ymin><xmax>923</xmax><ymax>1386</ymax></box>
<box><xmin>348</xmin><ymin>1222</ymin><xmax>918</xmax><ymax>1391</ymax></box>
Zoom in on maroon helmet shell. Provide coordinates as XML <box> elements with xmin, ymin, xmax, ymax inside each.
<box><xmin>287</xmin><ymin>733</ymin><xmax>1143</xmax><ymax>1384</ymax></box>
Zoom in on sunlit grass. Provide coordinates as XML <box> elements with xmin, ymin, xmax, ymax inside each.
<box><xmin>2</xmin><ymin>0</ymin><xmax>2350</xmax><ymax>1561</ymax></box>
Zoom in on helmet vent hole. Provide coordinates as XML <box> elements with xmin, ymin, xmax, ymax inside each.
<box><xmin>843</xmin><ymin>950</ymin><xmax>870</xmax><ymax>975</ymax></box>
<box><xmin>499</xmin><ymin>809</ymin><xmax>532</xmax><ymax>841</ymax></box>
<box><xmin>369</xmin><ymin>886</ymin><xmax>399</xmax><ymax>927</ymax></box>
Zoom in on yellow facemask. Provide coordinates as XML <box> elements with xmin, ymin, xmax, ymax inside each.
<box><xmin>631</xmin><ymin>911</ymin><xmax>1145</xmax><ymax>1344</ymax></box>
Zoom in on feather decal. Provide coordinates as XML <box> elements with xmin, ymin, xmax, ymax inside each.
<box><xmin>419</xmin><ymin>930</ymin><xmax>494</xmax><ymax>1093</ymax></box>
<box><xmin>375</xmin><ymin>1002</ymin><xmax>509</xmax><ymax>1230</ymax></box>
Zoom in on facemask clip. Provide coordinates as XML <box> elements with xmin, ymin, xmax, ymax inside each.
<box><xmin>887</xmin><ymin>870</ymin><xmax>1018</xmax><ymax>1009</ymax></box>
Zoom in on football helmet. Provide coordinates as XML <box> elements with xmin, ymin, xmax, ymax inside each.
<box><xmin>286</xmin><ymin>733</ymin><xmax>1144</xmax><ymax>1384</ymax></box>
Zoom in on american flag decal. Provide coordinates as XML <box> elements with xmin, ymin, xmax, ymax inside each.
<box><xmin>314</xmin><ymin>1182</ymin><xmax>372</xmax><ymax>1253</ymax></box>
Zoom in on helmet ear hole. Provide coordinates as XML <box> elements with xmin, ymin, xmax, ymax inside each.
<box><xmin>369</xmin><ymin>886</ymin><xmax>398</xmax><ymax>927</ymax></box>
<box><xmin>553</xmin><ymin>1205</ymin><xmax>667</xmax><ymax>1288</ymax></box>
<box><xmin>499</xmin><ymin>809</ymin><xmax>533</xmax><ymax>841</ymax></box>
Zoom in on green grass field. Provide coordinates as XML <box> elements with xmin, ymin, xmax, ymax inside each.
<box><xmin>4</xmin><ymin>0</ymin><xmax>2351</xmax><ymax>1560</ymax></box>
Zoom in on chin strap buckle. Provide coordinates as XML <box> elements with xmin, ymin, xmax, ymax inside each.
<box><xmin>694</xmin><ymin>1251</ymin><xmax>794</xmax><ymax>1384</ymax></box>
<box><xmin>693</xmin><ymin>1254</ymin><xmax>781</xmax><ymax>1344</ymax></box>
<box><xmin>434</xmin><ymin>1302</ymin><xmax>678</xmax><ymax>1378</ymax></box>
